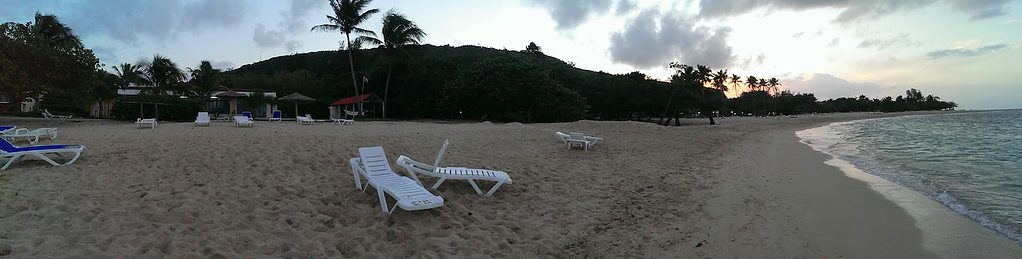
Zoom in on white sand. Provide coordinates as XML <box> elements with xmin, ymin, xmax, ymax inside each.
<box><xmin>0</xmin><ymin>114</ymin><xmax>1019</xmax><ymax>257</ymax></box>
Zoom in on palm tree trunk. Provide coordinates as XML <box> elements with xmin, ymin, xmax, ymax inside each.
<box><xmin>345</xmin><ymin>34</ymin><xmax>361</xmax><ymax>115</ymax></box>
<box><xmin>383</xmin><ymin>67</ymin><xmax>392</xmax><ymax>119</ymax></box>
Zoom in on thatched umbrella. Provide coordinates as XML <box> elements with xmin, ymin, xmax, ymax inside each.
<box><xmin>215</xmin><ymin>90</ymin><xmax>248</xmax><ymax>115</ymax></box>
<box><xmin>277</xmin><ymin>92</ymin><xmax>315</xmax><ymax>118</ymax></box>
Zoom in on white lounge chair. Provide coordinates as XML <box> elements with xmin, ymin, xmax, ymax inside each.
<box><xmin>2</xmin><ymin>128</ymin><xmax>58</xmax><ymax>145</ymax></box>
<box><xmin>297</xmin><ymin>115</ymin><xmax>315</xmax><ymax>125</ymax></box>
<box><xmin>1</xmin><ymin>138</ymin><xmax>84</xmax><ymax>170</ymax></box>
<box><xmin>395</xmin><ymin>139</ymin><xmax>512</xmax><ymax>196</ymax></box>
<box><xmin>195</xmin><ymin>112</ymin><xmax>210</xmax><ymax>126</ymax></box>
<box><xmin>270</xmin><ymin>110</ymin><xmax>282</xmax><ymax>122</ymax></box>
<box><xmin>42</xmin><ymin>109</ymin><xmax>72</xmax><ymax>121</ymax></box>
<box><xmin>350</xmin><ymin>146</ymin><xmax>444</xmax><ymax>213</ymax></box>
<box><xmin>562</xmin><ymin>132</ymin><xmax>603</xmax><ymax>150</ymax></box>
<box><xmin>234</xmin><ymin>116</ymin><xmax>254</xmax><ymax>127</ymax></box>
<box><xmin>135</xmin><ymin>118</ymin><xmax>157</xmax><ymax>129</ymax></box>
<box><xmin>331</xmin><ymin>118</ymin><xmax>354</xmax><ymax>125</ymax></box>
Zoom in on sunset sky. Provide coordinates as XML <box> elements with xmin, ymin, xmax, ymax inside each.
<box><xmin>3</xmin><ymin>0</ymin><xmax>1020</xmax><ymax>109</ymax></box>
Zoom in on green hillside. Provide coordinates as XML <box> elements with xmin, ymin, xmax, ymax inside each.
<box><xmin>225</xmin><ymin>44</ymin><xmax>675</xmax><ymax>122</ymax></box>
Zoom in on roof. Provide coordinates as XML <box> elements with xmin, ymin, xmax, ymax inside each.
<box><xmin>278</xmin><ymin>92</ymin><xmax>315</xmax><ymax>101</ymax></box>
<box><xmin>331</xmin><ymin>93</ymin><xmax>374</xmax><ymax>106</ymax></box>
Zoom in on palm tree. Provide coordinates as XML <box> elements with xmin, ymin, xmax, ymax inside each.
<box><xmin>767</xmin><ymin>77</ymin><xmax>780</xmax><ymax>94</ymax></box>
<box><xmin>311</xmin><ymin>0</ymin><xmax>380</xmax><ymax>114</ymax></box>
<box><xmin>712</xmin><ymin>69</ymin><xmax>729</xmax><ymax>93</ymax></box>
<box><xmin>745</xmin><ymin>76</ymin><xmax>758</xmax><ymax>92</ymax></box>
<box><xmin>729</xmin><ymin>74</ymin><xmax>741</xmax><ymax>96</ymax></box>
<box><xmin>113</xmin><ymin>63</ymin><xmax>141</xmax><ymax>88</ymax></box>
<box><xmin>360</xmin><ymin>10</ymin><xmax>426</xmax><ymax>119</ymax></box>
<box><xmin>138</xmin><ymin>54</ymin><xmax>183</xmax><ymax>95</ymax></box>
<box><xmin>188</xmin><ymin>60</ymin><xmax>222</xmax><ymax>101</ymax></box>
<box><xmin>695</xmin><ymin>65</ymin><xmax>712</xmax><ymax>86</ymax></box>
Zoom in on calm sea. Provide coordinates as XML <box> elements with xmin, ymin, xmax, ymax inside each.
<box><xmin>797</xmin><ymin>110</ymin><xmax>1022</xmax><ymax>244</ymax></box>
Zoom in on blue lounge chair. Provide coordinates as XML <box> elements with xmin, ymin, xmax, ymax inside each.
<box><xmin>1</xmin><ymin>138</ymin><xmax>84</xmax><ymax>170</ymax></box>
<box><xmin>241</xmin><ymin>111</ymin><xmax>253</xmax><ymax>120</ymax></box>
<box><xmin>270</xmin><ymin>110</ymin><xmax>282</xmax><ymax>122</ymax></box>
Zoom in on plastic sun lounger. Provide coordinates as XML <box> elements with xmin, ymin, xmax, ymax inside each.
<box><xmin>297</xmin><ymin>115</ymin><xmax>315</xmax><ymax>125</ymax></box>
<box><xmin>42</xmin><ymin>109</ymin><xmax>72</xmax><ymax>121</ymax></box>
<box><xmin>2</xmin><ymin>128</ymin><xmax>58</xmax><ymax>145</ymax></box>
<box><xmin>1</xmin><ymin>137</ymin><xmax>84</xmax><ymax>170</ymax></box>
<box><xmin>135</xmin><ymin>118</ymin><xmax>157</xmax><ymax>129</ymax></box>
<box><xmin>350</xmin><ymin>146</ymin><xmax>444</xmax><ymax>213</ymax></box>
<box><xmin>331</xmin><ymin>118</ymin><xmax>354</xmax><ymax>125</ymax></box>
<box><xmin>195</xmin><ymin>112</ymin><xmax>210</xmax><ymax>126</ymax></box>
<box><xmin>270</xmin><ymin>110</ymin><xmax>282</xmax><ymax>122</ymax></box>
<box><xmin>395</xmin><ymin>139</ymin><xmax>512</xmax><ymax>196</ymax></box>
<box><xmin>234</xmin><ymin>116</ymin><xmax>254</xmax><ymax>127</ymax></box>
<box><xmin>565</xmin><ymin>132</ymin><xmax>603</xmax><ymax>151</ymax></box>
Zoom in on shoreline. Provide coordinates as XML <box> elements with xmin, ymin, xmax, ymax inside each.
<box><xmin>795</xmin><ymin>114</ymin><xmax>1022</xmax><ymax>256</ymax></box>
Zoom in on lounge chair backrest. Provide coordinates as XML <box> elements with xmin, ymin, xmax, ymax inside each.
<box><xmin>272</xmin><ymin>110</ymin><xmax>281</xmax><ymax>118</ymax></box>
<box><xmin>358</xmin><ymin>146</ymin><xmax>395</xmax><ymax>178</ymax></box>
<box><xmin>433</xmin><ymin>139</ymin><xmax>449</xmax><ymax>167</ymax></box>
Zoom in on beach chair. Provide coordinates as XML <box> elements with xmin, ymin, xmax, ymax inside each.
<box><xmin>241</xmin><ymin>111</ymin><xmax>253</xmax><ymax>120</ymax></box>
<box><xmin>42</xmin><ymin>109</ymin><xmax>72</xmax><ymax>121</ymax></box>
<box><xmin>195</xmin><ymin>112</ymin><xmax>210</xmax><ymax>126</ymax></box>
<box><xmin>331</xmin><ymin>118</ymin><xmax>354</xmax><ymax>125</ymax></box>
<box><xmin>1</xmin><ymin>137</ymin><xmax>84</xmax><ymax>170</ymax></box>
<box><xmin>555</xmin><ymin>131</ymin><xmax>570</xmax><ymax>144</ymax></box>
<box><xmin>0</xmin><ymin>126</ymin><xmax>14</xmax><ymax>135</ymax></box>
<box><xmin>297</xmin><ymin>115</ymin><xmax>315</xmax><ymax>125</ymax></box>
<box><xmin>135</xmin><ymin>118</ymin><xmax>157</xmax><ymax>129</ymax></box>
<box><xmin>270</xmin><ymin>110</ymin><xmax>282</xmax><ymax>122</ymax></box>
<box><xmin>565</xmin><ymin>132</ymin><xmax>603</xmax><ymax>150</ymax></box>
<box><xmin>2</xmin><ymin>128</ymin><xmax>58</xmax><ymax>145</ymax></box>
<box><xmin>234</xmin><ymin>116</ymin><xmax>254</xmax><ymax>127</ymax></box>
<box><xmin>395</xmin><ymin>139</ymin><xmax>512</xmax><ymax>196</ymax></box>
<box><xmin>350</xmin><ymin>146</ymin><xmax>444</xmax><ymax>213</ymax></box>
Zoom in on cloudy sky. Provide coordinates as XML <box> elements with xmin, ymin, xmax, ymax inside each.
<box><xmin>3</xmin><ymin>0</ymin><xmax>1020</xmax><ymax>109</ymax></box>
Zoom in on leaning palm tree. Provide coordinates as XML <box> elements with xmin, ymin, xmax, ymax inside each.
<box><xmin>767</xmin><ymin>77</ymin><xmax>781</xmax><ymax>94</ymax></box>
<box><xmin>695</xmin><ymin>65</ymin><xmax>712</xmax><ymax>86</ymax></box>
<box><xmin>730</xmin><ymin>74</ymin><xmax>741</xmax><ymax>96</ymax></box>
<box><xmin>360</xmin><ymin>10</ymin><xmax>426</xmax><ymax>119</ymax></box>
<box><xmin>311</xmin><ymin>0</ymin><xmax>380</xmax><ymax>114</ymax></box>
<box><xmin>138</xmin><ymin>54</ymin><xmax>184</xmax><ymax>96</ymax></box>
<box><xmin>758</xmin><ymin>79</ymin><xmax>768</xmax><ymax>94</ymax></box>
<box><xmin>745</xmin><ymin>76</ymin><xmax>758</xmax><ymax>92</ymax></box>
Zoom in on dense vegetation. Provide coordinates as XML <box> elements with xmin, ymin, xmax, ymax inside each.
<box><xmin>0</xmin><ymin>12</ymin><xmax>115</xmax><ymax>114</ymax></box>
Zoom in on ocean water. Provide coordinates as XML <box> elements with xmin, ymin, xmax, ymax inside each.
<box><xmin>797</xmin><ymin>110</ymin><xmax>1022</xmax><ymax>244</ymax></box>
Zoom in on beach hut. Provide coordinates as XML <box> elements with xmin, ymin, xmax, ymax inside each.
<box><xmin>277</xmin><ymin>92</ymin><xmax>315</xmax><ymax>119</ymax></box>
<box><xmin>214</xmin><ymin>91</ymin><xmax>247</xmax><ymax>116</ymax></box>
<box><xmin>330</xmin><ymin>93</ymin><xmax>380</xmax><ymax>119</ymax></box>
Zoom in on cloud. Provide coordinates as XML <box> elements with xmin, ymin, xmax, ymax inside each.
<box><xmin>827</xmin><ymin>38</ymin><xmax>840</xmax><ymax>47</ymax></box>
<box><xmin>210</xmin><ymin>61</ymin><xmax>236</xmax><ymax>70</ymax></box>
<box><xmin>857</xmin><ymin>34</ymin><xmax>916</xmax><ymax>50</ymax></box>
<box><xmin>253</xmin><ymin>0</ymin><xmax>324</xmax><ymax>52</ymax></box>
<box><xmin>925</xmin><ymin>43</ymin><xmax>1008</xmax><ymax>59</ymax></box>
<box><xmin>697</xmin><ymin>0</ymin><xmax>1011</xmax><ymax>22</ymax></box>
<box><xmin>946</xmin><ymin>0</ymin><xmax>1012</xmax><ymax>20</ymax></box>
<box><xmin>782</xmin><ymin>73</ymin><xmax>895</xmax><ymax>100</ymax></box>
<box><xmin>45</xmin><ymin>0</ymin><xmax>248</xmax><ymax>45</ymax></box>
<box><xmin>616</xmin><ymin>0</ymin><xmax>637</xmax><ymax>15</ymax></box>
<box><xmin>609</xmin><ymin>9</ymin><xmax>736</xmax><ymax>69</ymax></box>
<box><xmin>792</xmin><ymin>32</ymin><xmax>804</xmax><ymax>38</ymax></box>
<box><xmin>530</xmin><ymin>0</ymin><xmax>613</xmax><ymax>29</ymax></box>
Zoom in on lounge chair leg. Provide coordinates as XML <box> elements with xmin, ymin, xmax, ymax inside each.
<box><xmin>485</xmin><ymin>181</ymin><xmax>506</xmax><ymax>196</ymax></box>
<box><xmin>431</xmin><ymin>178</ymin><xmax>447</xmax><ymax>190</ymax></box>
<box><xmin>468</xmin><ymin>180</ymin><xmax>483</xmax><ymax>195</ymax></box>
<box><xmin>2</xmin><ymin>155</ymin><xmax>22</xmax><ymax>170</ymax></box>
<box><xmin>378</xmin><ymin>189</ymin><xmax>389</xmax><ymax>214</ymax></box>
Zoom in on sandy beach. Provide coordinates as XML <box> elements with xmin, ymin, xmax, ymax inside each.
<box><xmin>1</xmin><ymin>114</ymin><xmax>1020</xmax><ymax>258</ymax></box>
